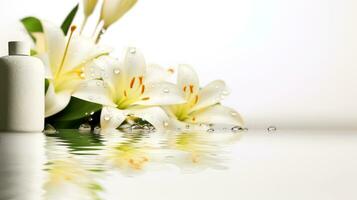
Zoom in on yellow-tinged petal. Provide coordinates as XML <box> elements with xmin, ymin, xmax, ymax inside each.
<box><xmin>45</xmin><ymin>84</ymin><xmax>71</xmax><ymax>117</ymax></box>
<box><xmin>100</xmin><ymin>0</ymin><xmax>138</xmax><ymax>29</ymax></box>
<box><xmin>83</xmin><ymin>0</ymin><xmax>98</xmax><ymax>17</ymax></box>
<box><xmin>189</xmin><ymin>80</ymin><xmax>230</xmax><ymax>113</ymax></box>
<box><xmin>100</xmin><ymin>106</ymin><xmax>128</xmax><ymax>131</ymax></box>
<box><xmin>188</xmin><ymin>104</ymin><xmax>244</xmax><ymax>127</ymax></box>
<box><xmin>177</xmin><ymin>64</ymin><xmax>199</xmax><ymax>95</ymax></box>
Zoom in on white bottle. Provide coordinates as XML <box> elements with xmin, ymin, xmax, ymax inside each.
<box><xmin>0</xmin><ymin>41</ymin><xmax>44</xmax><ymax>132</ymax></box>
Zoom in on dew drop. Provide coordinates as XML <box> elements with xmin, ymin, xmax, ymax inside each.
<box><xmin>44</xmin><ymin>124</ymin><xmax>57</xmax><ymax>134</ymax></box>
<box><xmin>93</xmin><ymin>126</ymin><xmax>101</xmax><ymax>134</ymax></box>
<box><xmin>78</xmin><ymin>123</ymin><xmax>91</xmax><ymax>132</ymax></box>
<box><xmin>90</xmin><ymin>111</ymin><xmax>95</xmax><ymax>115</ymax></box>
<box><xmin>96</xmin><ymin>81</ymin><xmax>103</xmax><ymax>86</ymax></box>
<box><xmin>113</xmin><ymin>68</ymin><xmax>120</xmax><ymax>74</ymax></box>
<box><xmin>104</xmin><ymin>114</ymin><xmax>111</xmax><ymax>121</ymax></box>
<box><xmin>207</xmin><ymin>128</ymin><xmax>215</xmax><ymax>133</ymax></box>
<box><xmin>163</xmin><ymin>121</ymin><xmax>169</xmax><ymax>127</ymax></box>
<box><xmin>231</xmin><ymin>111</ymin><xmax>238</xmax><ymax>116</ymax></box>
<box><xmin>222</xmin><ymin>90</ymin><xmax>229</xmax><ymax>95</ymax></box>
<box><xmin>185</xmin><ymin>124</ymin><xmax>190</xmax><ymax>129</ymax></box>
<box><xmin>231</xmin><ymin>126</ymin><xmax>240</xmax><ymax>133</ymax></box>
<box><xmin>129</xmin><ymin>47</ymin><xmax>136</xmax><ymax>54</ymax></box>
<box><xmin>79</xmin><ymin>73</ymin><xmax>85</xmax><ymax>79</ymax></box>
<box><xmin>163</xmin><ymin>88</ymin><xmax>170</xmax><ymax>93</ymax></box>
<box><xmin>267</xmin><ymin>126</ymin><xmax>277</xmax><ymax>132</ymax></box>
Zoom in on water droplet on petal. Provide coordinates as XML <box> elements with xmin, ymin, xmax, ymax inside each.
<box><xmin>104</xmin><ymin>114</ymin><xmax>111</xmax><ymax>121</ymax></box>
<box><xmin>78</xmin><ymin>123</ymin><xmax>91</xmax><ymax>132</ymax></box>
<box><xmin>90</xmin><ymin>111</ymin><xmax>95</xmax><ymax>115</ymax></box>
<box><xmin>222</xmin><ymin>90</ymin><xmax>229</xmax><ymax>95</ymax></box>
<box><xmin>113</xmin><ymin>68</ymin><xmax>120</xmax><ymax>74</ymax></box>
<box><xmin>129</xmin><ymin>47</ymin><xmax>136</xmax><ymax>54</ymax></box>
<box><xmin>79</xmin><ymin>73</ymin><xmax>85</xmax><ymax>79</ymax></box>
<box><xmin>267</xmin><ymin>126</ymin><xmax>277</xmax><ymax>132</ymax></box>
<box><xmin>185</xmin><ymin>124</ymin><xmax>190</xmax><ymax>129</ymax></box>
<box><xmin>207</xmin><ymin>128</ymin><xmax>215</xmax><ymax>133</ymax></box>
<box><xmin>96</xmin><ymin>81</ymin><xmax>103</xmax><ymax>86</ymax></box>
<box><xmin>231</xmin><ymin>111</ymin><xmax>238</xmax><ymax>116</ymax></box>
<box><xmin>163</xmin><ymin>88</ymin><xmax>170</xmax><ymax>93</ymax></box>
<box><xmin>93</xmin><ymin>126</ymin><xmax>101</xmax><ymax>134</ymax></box>
<box><xmin>163</xmin><ymin>121</ymin><xmax>169</xmax><ymax>127</ymax></box>
<box><xmin>231</xmin><ymin>126</ymin><xmax>240</xmax><ymax>133</ymax></box>
<box><xmin>44</xmin><ymin>124</ymin><xmax>57</xmax><ymax>134</ymax></box>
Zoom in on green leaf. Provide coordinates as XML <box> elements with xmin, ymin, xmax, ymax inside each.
<box><xmin>21</xmin><ymin>17</ymin><xmax>43</xmax><ymax>41</ymax></box>
<box><xmin>47</xmin><ymin>97</ymin><xmax>102</xmax><ymax>121</ymax></box>
<box><xmin>61</xmin><ymin>4</ymin><xmax>79</xmax><ymax>35</ymax></box>
<box><xmin>45</xmin><ymin>79</ymin><xmax>49</xmax><ymax>93</ymax></box>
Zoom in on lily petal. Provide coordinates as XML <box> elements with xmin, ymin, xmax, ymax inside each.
<box><xmin>100</xmin><ymin>106</ymin><xmax>128</xmax><ymax>131</ymax></box>
<box><xmin>72</xmin><ymin>80</ymin><xmax>117</xmax><ymax>107</ymax></box>
<box><xmin>190</xmin><ymin>80</ymin><xmax>230</xmax><ymax>113</ymax></box>
<box><xmin>188</xmin><ymin>104</ymin><xmax>244</xmax><ymax>126</ymax></box>
<box><xmin>37</xmin><ymin>53</ymin><xmax>53</xmax><ymax>79</ymax></box>
<box><xmin>63</xmin><ymin>36</ymin><xmax>111</xmax><ymax>72</ymax></box>
<box><xmin>177</xmin><ymin>64</ymin><xmax>199</xmax><ymax>94</ymax></box>
<box><xmin>41</xmin><ymin>21</ymin><xmax>66</xmax><ymax>77</ymax></box>
<box><xmin>45</xmin><ymin>83</ymin><xmax>71</xmax><ymax>117</ymax></box>
<box><xmin>145</xmin><ymin>64</ymin><xmax>173</xmax><ymax>83</ymax></box>
<box><xmin>128</xmin><ymin>107</ymin><xmax>170</xmax><ymax>132</ymax></box>
<box><xmin>121</xmin><ymin>47</ymin><xmax>146</xmax><ymax>81</ymax></box>
<box><xmin>84</xmin><ymin>56</ymin><xmax>124</xmax><ymax>90</ymax></box>
<box><xmin>135</xmin><ymin>82</ymin><xmax>186</xmax><ymax>106</ymax></box>
<box><xmin>100</xmin><ymin>0</ymin><xmax>138</xmax><ymax>29</ymax></box>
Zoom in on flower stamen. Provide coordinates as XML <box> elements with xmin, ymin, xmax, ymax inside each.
<box><xmin>141</xmin><ymin>85</ymin><xmax>145</xmax><ymax>94</ymax></box>
<box><xmin>194</xmin><ymin>95</ymin><xmax>199</xmax><ymax>104</ymax></box>
<box><xmin>141</xmin><ymin>97</ymin><xmax>150</xmax><ymax>101</ymax></box>
<box><xmin>189</xmin><ymin>85</ymin><xmax>194</xmax><ymax>93</ymax></box>
<box><xmin>124</xmin><ymin>90</ymin><xmax>127</xmax><ymax>97</ymax></box>
<box><xmin>183</xmin><ymin>85</ymin><xmax>187</xmax><ymax>92</ymax></box>
<box><xmin>130</xmin><ymin>77</ymin><xmax>136</xmax><ymax>88</ymax></box>
<box><xmin>139</xmin><ymin>76</ymin><xmax>143</xmax><ymax>85</ymax></box>
<box><xmin>55</xmin><ymin>25</ymin><xmax>77</xmax><ymax>80</ymax></box>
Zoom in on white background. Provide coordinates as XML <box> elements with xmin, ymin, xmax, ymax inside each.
<box><xmin>1</xmin><ymin>0</ymin><xmax>357</xmax><ymax>129</ymax></box>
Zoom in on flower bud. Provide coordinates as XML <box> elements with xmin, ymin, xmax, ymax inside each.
<box><xmin>83</xmin><ymin>0</ymin><xmax>98</xmax><ymax>17</ymax></box>
<box><xmin>100</xmin><ymin>0</ymin><xmax>138</xmax><ymax>29</ymax></box>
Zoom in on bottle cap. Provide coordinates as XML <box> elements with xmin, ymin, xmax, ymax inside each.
<box><xmin>8</xmin><ymin>41</ymin><xmax>30</xmax><ymax>56</ymax></box>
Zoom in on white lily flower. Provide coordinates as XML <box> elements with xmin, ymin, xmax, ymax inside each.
<box><xmin>35</xmin><ymin>21</ymin><xmax>111</xmax><ymax>117</ymax></box>
<box><xmin>83</xmin><ymin>0</ymin><xmax>98</xmax><ymax>17</ymax></box>
<box><xmin>164</xmin><ymin>64</ymin><xmax>244</xmax><ymax>127</ymax></box>
<box><xmin>73</xmin><ymin>47</ymin><xmax>185</xmax><ymax>131</ymax></box>
<box><xmin>100</xmin><ymin>0</ymin><xmax>138</xmax><ymax>29</ymax></box>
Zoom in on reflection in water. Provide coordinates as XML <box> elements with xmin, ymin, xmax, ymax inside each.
<box><xmin>0</xmin><ymin>130</ymin><xmax>241</xmax><ymax>200</ymax></box>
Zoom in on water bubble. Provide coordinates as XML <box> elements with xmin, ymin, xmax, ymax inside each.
<box><xmin>88</xmin><ymin>117</ymin><xmax>93</xmax><ymax>122</ymax></box>
<box><xmin>96</xmin><ymin>81</ymin><xmax>103</xmax><ymax>86</ymax></box>
<box><xmin>129</xmin><ymin>47</ymin><xmax>136</xmax><ymax>54</ymax></box>
<box><xmin>44</xmin><ymin>124</ymin><xmax>57</xmax><ymax>134</ymax></box>
<box><xmin>85</xmin><ymin>112</ymin><xmax>89</xmax><ymax>116</ymax></box>
<box><xmin>163</xmin><ymin>88</ymin><xmax>170</xmax><ymax>93</ymax></box>
<box><xmin>90</xmin><ymin>111</ymin><xmax>95</xmax><ymax>115</ymax></box>
<box><xmin>207</xmin><ymin>128</ymin><xmax>215</xmax><ymax>133</ymax></box>
<box><xmin>231</xmin><ymin>126</ymin><xmax>240</xmax><ymax>133</ymax></box>
<box><xmin>222</xmin><ymin>90</ymin><xmax>229</xmax><ymax>95</ymax></box>
<box><xmin>163</xmin><ymin>121</ymin><xmax>169</xmax><ymax>127</ymax></box>
<box><xmin>93</xmin><ymin>126</ymin><xmax>101</xmax><ymax>134</ymax></box>
<box><xmin>79</xmin><ymin>73</ymin><xmax>85</xmax><ymax>79</ymax></box>
<box><xmin>113</xmin><ymin>68</ymin><xmax>120</xmax><ymax>74</ymax></box>
<box><xmin>104</xmin><ymin>114</ymin><xmax>111</xmax><ymax>121</ymax></box>
<box><xmin>231</xmin><ymin>111</ymin><xmax>238</xmax><ymax>116</ymax></box>
<box><xmin>267</xmin><ymin>126</ymin><xmax>277</xmax><ymax>132</ymax></box>
<box><xmin>78</xmin><ymin>123</ymin><xmax>91</xmax><ymax>132</ymax></box>
<box><xmin>185</xmin><ymin>124</ymin><xmax>190</xmax><ymax>129</ymax></box>
<box><xmin>208</xmin><ymin>123</ymin><xmax>214</xmax><ymax>127</ymax></box>
<box><xmin>243</xmin><ymin>128</ymin><xmax>249</xmax><ymax>131</ymax></box>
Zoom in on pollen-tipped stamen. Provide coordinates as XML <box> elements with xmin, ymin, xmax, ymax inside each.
<box><xmin>139</xmin><ymin>76</ymin><xmax>143</xmax><ymax>85</ymax></box>
<box><xmin>130</xmin><ymin>77</ymin><xmax>136</xmax><ymax>88</ymax></box>
<box><xmin>141</xmin><ymin>85</ymin><xmax>145</xmax><ymax>94</ymax></box>
<box><xmin>189</xmin><ymin>85</ymin><xmax>194</xmax><ymax>93</ymax></box>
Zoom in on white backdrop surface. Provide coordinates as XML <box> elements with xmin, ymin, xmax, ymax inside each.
<box><xmin>1</xmin><ymin>0</ymin><xmax>357</xmax><ymax>129</ymax></box>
